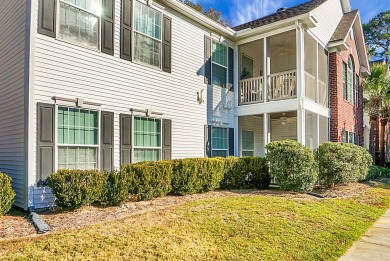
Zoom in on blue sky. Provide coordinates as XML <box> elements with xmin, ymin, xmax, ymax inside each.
<box><xmin>191</xmin><ymin>0</ymin><xmax>390</xmax><ymax>26</ymax></box>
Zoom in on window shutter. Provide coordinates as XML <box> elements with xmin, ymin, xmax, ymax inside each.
<box><xmin>120</xmin><ymin>114</ymin><xmax>132</xmax><ymax>165</ymax></box>
<box><xmin>162</xmin><ymin>119</ymin><xmax>172</xmax><ymax>160</ymax></box>
<box><xmin>229</xmin><ymin>128</ymin><xmax>235</xmax><ymax>156</ymax></box>
<box><xmin>101</xmin><ymin>111</ymin><xmax>114</xmax><ymax>171</ymax></box>
<box><xmin>120</xmin><ymin>0</ymin><xmax>132</xmax><ymax>61</ymax></box>
<box><xmin>101</xmin><ymin>0</ymin><xmax>115</xmax><ymax>55</ymax></box>
<box><xmin>204</xmin><ymin>36</ymin><xmax>212</xmax><ymax>84</ymax></box>
<box><xmin>162</xmin><ymin>15</ymin><xmax>172</xmax><ymax>73</ymax></box>
<box><xmin>228</xmin><ymin>47</ymin><xmax>234</xmax><ymax>92</ymax></box>
<box><xmin>38</xmin><ymin>0</ymin><xmax>56</xmax><ymax>37</ymax></box>
<box><xmin>37</xmin><ymin>103</ymin><xmax>55</xmax><ymax>181</ymax></box>
<box><xmin>205</xmin><ymin>125</ymin><xmax>211</xmax><ymax>157</ymax></box>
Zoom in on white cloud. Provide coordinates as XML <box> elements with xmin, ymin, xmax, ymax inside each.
<box><xmin>230</xmin><ymin>0</ymin><xmax>291</xmax><ymax>26</ymax></box>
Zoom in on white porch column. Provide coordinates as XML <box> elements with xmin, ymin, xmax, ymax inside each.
<box><xmin>263</xmin><ymin>37</ymin><xmax>269</xmax><ymax>102</ymax></box>
<box><xmin>263</xmin><ymin>113</ymin><xmax>269</xmax><ymax>154</ymax></box>
<box><xmin>297</xmin><ymin>109</ymin><xmax>306</xmax><ymax>145</ymax></box>
<box><xmin>235</xmin><ymin>116</ymin><xmax>239</xmax><ymax>157</ymax></box>
<box><xmin>296</xmin><ymin>24</ymin><xmax>305</xmax><ymax>103</ymax></box>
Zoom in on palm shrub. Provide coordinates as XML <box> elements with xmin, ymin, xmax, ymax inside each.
<box><xmin>47</xmin><ymin>169</ymin><xmax>107</xmax><ymax>209</ymax></box>
<box><xmin>124</xmin><ymin>161</ymin><xmax>173</xmax><ymax>201</ymax></box>
<box><xmin>266</xmin><ymin>140</ymin><xmax>317</xmax><ymax>192</ymax></box>
<box><xmin>172</xmin><ymin>158</ymin><xmax>225</xmax><ymax>195</ymax></box>
<box><xmin>316</xmin><ymin>142</ymin><xmax>372</xmax><ymax>187</ymax></box>
<box><xmin>0</xmin><ymin>172</ymin><xmax>15</xmax><ymax>216</ymax></box>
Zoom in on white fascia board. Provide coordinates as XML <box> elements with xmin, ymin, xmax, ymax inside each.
<box><xmin>161</xmin><ymin>0</ymin><xmax>236</xmax><ymax>39</ymax></box>
<box><xmin>302</xmin><ymin>99</ymin><xmax>330</xmax><ymax>117</ymax></box>
<box><xmin>353</xmin><ymin>12</ymin><xmax>370</xmax><ymax>72</ymax></box>
<box><xmin>235</xmin><ymin>13</ymin><xmax>313</xmax><ymax>40</ymax></box>
<box><xmin>328</xmin><ymin>41</ymin><xmax>348</xmax><ymax>51</ymax></box>
<box><xmin>236</xmin><ymin>99</ymin><xmax>299</xmax><ymax>116</ymax></box>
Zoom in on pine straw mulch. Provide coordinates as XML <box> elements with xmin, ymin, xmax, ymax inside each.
<box><xmin>0</xmin><ymin>181</ymin><xmax>385</xmax><ymax>241</ymax></box>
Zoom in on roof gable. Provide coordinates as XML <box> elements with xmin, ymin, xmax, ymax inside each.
<box><xmin>329</xmin><ymin>10</ymin><xmax>358</xmax><ymax>42</ymax></box>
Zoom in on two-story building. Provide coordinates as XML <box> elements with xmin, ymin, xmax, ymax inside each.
<box><xmin>0</xmin><ymin>0</ymin><xmax>369</xmax><ymax>210</ymax></box>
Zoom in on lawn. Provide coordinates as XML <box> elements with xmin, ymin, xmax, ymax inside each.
<box><xmin>1</xmin><ymin>187</ymin><xmax>390</xmax><ymax>261</ymax></box>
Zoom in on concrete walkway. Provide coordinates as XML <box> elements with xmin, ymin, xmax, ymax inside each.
<box><xmin>339</xmin><ymin>209</ymin><xmax>390</xmax><ymax>261</ymax></box>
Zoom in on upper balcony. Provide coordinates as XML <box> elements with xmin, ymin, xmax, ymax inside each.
<box><xmin>238</xmin><ymin>30</ymin><xmax>329</xmax><ymax>108</ymax></box>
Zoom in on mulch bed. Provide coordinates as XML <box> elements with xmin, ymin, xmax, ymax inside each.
<box><xmin>0</xmin><ymin>181</ymin><xmax>382</xmax><ymax>241</ymax></box>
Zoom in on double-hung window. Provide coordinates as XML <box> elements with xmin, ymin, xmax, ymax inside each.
<box><xmin>347</xmin><ymin>57</ymin><xmax>354</xmax><ymax>104</ymax></box>
<box><xmin>58</xmin><ymin>0</ymin><xmax>101</xmax><ymax>50</ymax></box>
<box><xmin>211</xmin><ymin>127</ymin><xmax>229</xmax><ymax>157</ymax></box>
<box><xmin>57</xmin><ymin>107</ymin><xmax>99</xmax><ymax>170</ymax></box>
<box><xmin>134</xmin><ymin>117</ymin><xmax>162</xmax><ymax>162</ymax></box>
<box><xmin>342</xmin><ymin>130</ymin><xmax>348</xmax><ymax>143</ymax></box>
<box><xmin>355</xmin><ymin>74</ymin><xmax>359</xmax><ymax>106</ymax></box>
<box><xmin>211</xmin><ymin>41</ymin><xmax>228</xmax><ymax>88</ymax></box>
<box><xmin>134</xmin><ymin>1</ymin><xmax>162</xmax><ymax>68</ymax></box>
<box><xmin>342</xmin><ymin>62</ymin><xmax>347</xmax><ymax>100</ymax></box>
<box><xmin>348</xmin><ymin>132</ymin><xmax>355</xmax><ymax>144</ymax></box>
<box><xmin>242</xmin><ymin>130</ymin><xmax>254</xmax><ymax>157</ymax></box>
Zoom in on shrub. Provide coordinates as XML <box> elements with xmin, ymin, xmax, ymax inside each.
<box><xmin>172</xmin><ymin>158</ymin><xmax>225</xmax><ymax>195</ymax></box>
<box><xmin>266</xmin><ymin>140</ymin><xmax>317</xmax><ymax>192</ymax></box>
<box><xmin>366</xmin><ymin>165</ymin><xmax>390</xmax><ymax>180</ymax></box>
<box><xmin>0</xmin><ymin>172</ymin><xmax>15</xmax><ymax>216</ymax></box>
<box><xmin>316</xmin><ymin>142</ymin><xmax>372</xmax><ymax>187</ymax></box>
<box><xmin>124</xmin><ymin>161</ymin><xmax>173</xmax><ymax>201</ymax></box>
<box><xmin>101</xmin><ymin>170</ymin><xmax>130</xmax><ymax>206</ymax></box>
<box><xmin>243</xmin><ymin>157</ymin><xmax>270</xmax><ymax>189</ymax></box>
<box><xmin>220</xmin><ymin>157</ymin><xmax>247</xmax><ymax>190</ymax></box>
<box><xmin>47</xmin><ymin>169</ymin><xmax>107</xmax><ymax>209</ymax></box>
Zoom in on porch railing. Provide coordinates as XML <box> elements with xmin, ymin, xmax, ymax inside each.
<box><xmin>268</xmin><ymin>70</ymin><xmax>297</xmax><ymax>101</ymax></box>
<box><xmin>239</xmin><ymin>76</ymin><xmax>263</xmax><ymax>105</ymax></box>
<box><xmin>304</xmin><ymin>72</ymin><xmax>316</xmax><ymax>101</ymax></box>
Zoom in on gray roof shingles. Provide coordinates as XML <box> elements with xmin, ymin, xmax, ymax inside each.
<box><xmin>329</xmin><ymin>10</ymin><xmax>358</xmax><ymax>42</ymax></box>
<box><xmin>232</xmin><ymin>0</ymin><xmax>328</xmax><ymax>31</ymax></box>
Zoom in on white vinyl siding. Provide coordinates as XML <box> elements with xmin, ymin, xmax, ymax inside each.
<box><xmin>57</xmin><ymin>107</ymin><xmax>99</xmax><ymax>170</ymax></box>
<box><xmin>0</xmin><ymin>0</ymin><xmax>27</xmax><ymax>209</ymax></box>
<box><xmin>58</xmin><ymin>0</ymin><xmax>101</xmax><ymax>50</ymax></box>
<box><xmin>31</xmin><ymin>0</ymin><xmax>234</xmax><ymax>208</ymax></box>
<box><xmin>134</xmin><ymin>117</ymin><xmax>161</xmax><ymax>162</ymax></box>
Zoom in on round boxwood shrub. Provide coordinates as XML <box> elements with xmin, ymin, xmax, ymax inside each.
<box><xmin>47</xmin><ymin>169</ymin><xmax>107</xmax><ymax>209</ymax></box>
<box><xmin>266</xmin><ymin>140</ymin><xmax>317</xmax><ymax>192</ymax></box>
<box><xmin>316</xmin><ymin>142</ymin><xmax>372</xmax><ymax>187</ymax></box>
<box><xmin>124</xmin><ymin>161</ymin><xmax>173</xmax><ymax>201</ymax></box>
<box><xmin>0</xmin><ymin>172</ymin><xmax>15</xmax><ymax>216</ymax></box>
<box><xmin>101</xmin><ymin>170</ymin><xmax>131</xmax><ymax>206</ymax></box>
<box><xmin>172</xmin><ymin>158</ymin><xmax>225</xmax><ymax>195</ymax></box>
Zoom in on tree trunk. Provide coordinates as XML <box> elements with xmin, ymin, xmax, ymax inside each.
<box><xmin>369</xmin><ymin>116</ymin><xmax>377</xmax><ymax>164</ymax></box>
<box><xmin>380</xmin><ymin>118</ymin><xmax>388</xmax><ymax>166</ymax></box>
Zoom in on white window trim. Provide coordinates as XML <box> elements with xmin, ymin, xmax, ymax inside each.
<box><xmin>56</xmin><ymin>0</ymin><xmax>102</xmax><ymax>51</ymax></box>
<box><xmin>211</xmin><ymin>39</ymin><xmax>229</xmax><ymax>88</ymax></box>
<box><xmin>132</xmin><ymin>0</ymin><xmax>163</xmax><ymax>70</ymax></box>
<box><xmin>132</xmin><ymin>116</ymin><xmax>163</xmax><ymax>162</ymax></box>
<box><xmin>241</xmin><ymin>130</ymin><xmax>254</xmax><ymax>157</ymax></box>
<box><xmin>211</xmin><ymin>126</ymin><xmax>229</xmax><ymax>157</ymax></box>
<box><xmin>55</xmin><ymin>105</ymin><xmax>101</xmax><ymax>172</ymax></box>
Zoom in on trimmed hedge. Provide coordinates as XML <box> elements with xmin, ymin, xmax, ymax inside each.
<box><xmin>316</xmin><ymin>142</ymin><xmax>372</xmax><ymax>187</ymax></box>
<box><xmin>0</xmin><ymin>172</ymin><xmax>15</xmax><ymax>216</ymax></box>
<box><xmin>101</xmin><ymin>170</ymin><xmax>130</xmax><ymax>206</ymax></box>
<box><xmin>221</xmin><ymin>157</ymin><xmax>270</xmax><ymax>190</ymax></box>
<box><xmin>171</xmin><ymin>158</ymin><xmax>225</xmax><ymax>195</ymax></box>
<box><xmin>266</xmin><ymin>140</ymin><xmax>317</xmax><ymax>192</ymax></box>
<box><xmin>47</xmin><ymin>170</ymin><xmax>107</xmax><ymax>209</ymax></box>
<box><xmin>124</xmin><ymin>161</ymin><xmax>173</xmax><ymax>201</ymax></box>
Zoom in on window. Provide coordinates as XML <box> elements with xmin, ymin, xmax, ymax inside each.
<box><xmin>241</xmin><ymin>55</ymin><xmax>254</xmax><ymax>80</ymax></box>
<box><xmin>212</xmin><ymin>41</ymin><xmax>228</xmax><ymax>88</ymax></box>
<box><xmin>342</xmin><ymin>62</ymin><xmax>347</xmax><ymax>100</ymax></box>
<box><xmin>355</xmin><ymin>74</ymin><xmax>359</xmax><ymax>106</ymax></box>
<box><xmin>342</xmin><ymin>130</ymin><xmax>348</xmax><ymax>143</ymax></box>
<box><xmin>57</xmin><ymin>107</ymin><xmax>99</xmax><ymax>170</ymax></box>
<box><xmin>355</xmin><ymin>134</ymin><xmax>360</xmax><ymax>145</ymax></box>
<box><xmin>134</xmin><ymin>117</ymin><xmax>161</xmax><ymax>162</ymax></box>
<box><xmin>348</xmin><ymin>132</ymin><xmax>355</xmax><ymax>144</ymax></box>
<box><xmin>59</xmin><ymin>0</ymin><xmax>101</xmax><ymax>49</ymax></box>
<box><xmin>348</xmin><ymin>56</ymin><xmax>354</xmax><ymax>104</ymax></box>
<box><xmin>211</xmin><ymin>127</ymin><xmax>228</xmax><ymax>157</ymax></box>
<box><xmin>242</xmin><ymin>130</ymin><xmax>254</xmax><ymax>157</ymax></box>
<box><xmin>134</xmin><ymin>1</ymin><xmax>162</xmax><ymax>68</ymax></box>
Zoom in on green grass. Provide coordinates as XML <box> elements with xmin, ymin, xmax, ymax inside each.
<box><xmin>1</xmin><ymin>188</ymin><xmax>390</xmax><ymax>261</ymax></box>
